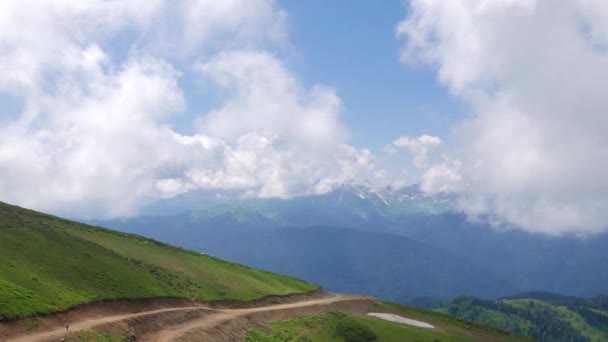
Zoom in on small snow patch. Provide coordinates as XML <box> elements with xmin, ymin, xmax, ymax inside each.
<box><xmin>367</xmin><ymin>313</ymin><xmax>435</xmax><ymax>329</ymax></box>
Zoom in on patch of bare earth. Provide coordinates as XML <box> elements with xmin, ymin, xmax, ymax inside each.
<box><xmin>0</xmin><ymin>298</ymin><xmax>198</xmax><ymax>341</ymax></box>
<box><xmin>150</xmin><ymin>295</ymin><xmax>376</xmax><ymax>342</ymax></box>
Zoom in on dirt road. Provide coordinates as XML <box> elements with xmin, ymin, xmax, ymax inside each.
<box><xmin>153</xmin><ymin>294</ymin><xmax>364</xmax><ymax>341</ymax></box>
<box><xmin>7</xmin><ymin>306</ymin><xmax>199</xmax><ymax>342</ymax></box>
<box><xmin>6</xmin><ymin>294</ymin><xmax>374</xmax><ymax>342</ymax></box>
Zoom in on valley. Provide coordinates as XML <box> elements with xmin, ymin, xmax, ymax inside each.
<box><xmin>98</xmin><ymin>186</ymin><xmax>608</xmax><ymax>303</ymax></box>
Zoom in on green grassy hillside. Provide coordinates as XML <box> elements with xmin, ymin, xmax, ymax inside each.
<box><xmin>439</xmin><ymin>294</ymin><xmax>608</xmax><ymax>342</ymax></box>
<box><xmin>0</xmin><ymin>202</ymin><xmax>318</xmax><ymax>320</ymax></box>
<box><xmin>246</xmin><ymin>302</ymin><xmax>529</xmax><ymax>342</ymax></box>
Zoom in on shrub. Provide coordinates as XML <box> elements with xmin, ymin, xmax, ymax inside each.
<box><xmin>334</xmin><ymin>319</ymin><xmax>377</xmax><ymax>342</ymax></box>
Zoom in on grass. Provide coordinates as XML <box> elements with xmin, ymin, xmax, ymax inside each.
<box><xmin>23</xmin><ymin>319</ymin><xmax>39</xmax><ymax>332</ymax></box>
<box><xmin>246</xmin><ymin>304</ymin><xmax>530</xmax><ymax>342</ymax></box>
<box><xmin>374</xmin><ymin>302</ymin><xmax>527</xmax><ymax>341</ymax></box>
<box><xmin>246</xmin><ymin>311</ymin><xmax>458</xmax><ymax>342</ymax></box>
<box><xmin>0</xmin><ymin>201</ymin><xmax>318</xmax><ymax>320</ymax></box>
<box><xmin>78</xmin><ymin>331</ymin><xmax>128</xmax><ymax>342</ymax></box>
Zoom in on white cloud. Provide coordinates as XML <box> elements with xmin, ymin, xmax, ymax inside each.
<box><xmin>393</xmin><ymin>134</ymin><xmax>442</xmax><ymax>168</ymax></box>
<box><xmin>142</xmin><ymin>0</ymin><xmax>287</xmax><ymax>57</ymax></box>
<box><xmin>169</xmin><ymin>50</ymin><xmax>379</xmax><ymax>199</ymax></box>
<box><xmin>195</xmin><ymin>50</ymin><xmax>346</xmax><ymax>148</ymax></box>
<box><xmin>419</xmin><ymin>159</ymin><xmax>462</xmax><ymax>194</ymax></box>
<box><xmin>168</xmin><ymin>131</ymin><xmax>380</xmax><ymax>200</ymax></box>
<box><xmin>0</xmin><ymin>55</ymin><xmax>186</xmax><ymax>217</ymax></box>
<box><xmin>0</xmin><ymin>0</ymin><xmax>379</xmax><ymax>218</ymax></box>
<box><xmin>399</xmin><ymin>0</ymin><xmax>608</xmax><ymax>235</ymax></box>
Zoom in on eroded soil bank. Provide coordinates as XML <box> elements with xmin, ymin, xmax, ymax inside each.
<box><xmin>0</xmin><ymin>291</ymin><xmax>375</xmax><ymax>342</ymax></box>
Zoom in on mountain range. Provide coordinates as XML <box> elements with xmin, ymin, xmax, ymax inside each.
<box><xmin>95</xmin><ymin>184</ymin><xmax>608</xmax><ymax>303</ymax></box>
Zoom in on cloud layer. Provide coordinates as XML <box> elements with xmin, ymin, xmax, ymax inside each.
<box><xmin>0</xmin><ymin>0</ymin><xmax>381</xmax><ymax>218</ymax></box>
<box><xmin>399</xmin><ymin>0</ymin><xmax>608</xmax><ymax>235</ymax></box>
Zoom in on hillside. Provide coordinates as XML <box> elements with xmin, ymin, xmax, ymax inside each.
<box><xmin>0</xmin><ymin>201</ymin><xmax>318</xmax><ymax>320</ymax></box>
<box><xmin>246</xmin><ymin>302</ymin><xmax>531</xmax><ymax>342</ymax></box>
<box><xmin>439</xmin><ymin>293</ymin><xmax>608</xmax><ymax>342</ymax></box>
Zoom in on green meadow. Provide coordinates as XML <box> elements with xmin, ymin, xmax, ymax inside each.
<box><xmin>246</xmin><ymin>303</ymin><xmax>530</xmax><ymax>342</ymax></box>
<box><xmin>0</xmin><ymin>201</ymin><xmax>318</xmax><ymax>320</ymax></box>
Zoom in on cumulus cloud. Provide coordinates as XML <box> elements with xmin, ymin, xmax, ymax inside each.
<box><xmin>398</xmin><ymin>0</ymin><xmax>608</xmax><ymax>235</ymax></box>
<box><xmin>393</xmin><ymin>135</ymin><xmax>442</xmax><ymax>168</ymax></box>
<box><xmin>159</xmin><ymin>50</ymin><xmax>381</xmax><ymax>200</ymax></box>
<box><xmin>0</xmin><ymin>0</ymin><xmax>380</xmax><ymax>218</ymax></box>
<box><xmin>419</xmin><ymin>159</ymin><xmax>462</xmax><ymax>194</ymax></box>
<box><xmin>196</xmin><ymin>50</ymin><xmax>346</xmax><ymax>147</ymax></box>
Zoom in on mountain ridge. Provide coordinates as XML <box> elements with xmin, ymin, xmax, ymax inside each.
<box><xmin>440</xmin><ymin>293</ymin><xmax>608</xmax><ymax>342</ymax></box>
<box><xmin>97</xmin><ymin>185</ymin><xmax>608</xmax><ymax>302</ymax></box>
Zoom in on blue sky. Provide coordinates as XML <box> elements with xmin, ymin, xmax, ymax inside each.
<box><xmin>281</xmin><ymin>0</ymin><xmax>464</xmax><ymax>150</ymax></box>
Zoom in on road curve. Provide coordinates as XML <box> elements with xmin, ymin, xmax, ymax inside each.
<box><xmin>154</xmin><ymin>294</ymin><xmax>363</xmax><ymax>341</ymax></box>
<box><xmin>7</xmin><ymin>294</ymin><xmax>371</xmax><ymax>342</ymax></box>
<box><xmin>7</xmin><ymin>306</ymin><xmax>200</xmax><ymax>342</ymax></box>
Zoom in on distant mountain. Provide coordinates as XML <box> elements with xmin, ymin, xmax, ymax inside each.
<box><xmin>501</xmin><ymin>291</ymin><xmax>588</xmax><ymax>306</ymax></box>
<box><xmin>98</xmin><ymin>220</ymin><xmax>517</xmax><ymax>303</ymax></box>
<box><xmin>140</xmin><ymin>184</ymin><xmax>455</xmax><ymax>223</ymax></box>
<box><xmin>97</xmin><ymin>184</ymin><xmax>608</xmax><ymax>302</ymax></box>
<box><xmin>390</xmin><ymin>213</ymin><xmax>608</xmax><ymax>298</ymax></box>
<box><xmin>439</xmin><ymin>293</ymin><xmax>608</xmax><ymax>342</ymax></box>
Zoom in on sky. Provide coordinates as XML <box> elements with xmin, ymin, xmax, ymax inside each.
<box><xmin>282</xmin><ymin>0</ymin><xmax>465</xmax><ymax>147</ymax></box>
<box><xmin>1</xmin><ymin>0</ymin><xmax>608</xmax><ymax>236</ymax></box>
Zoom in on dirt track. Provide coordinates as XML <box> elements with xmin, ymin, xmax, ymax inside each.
<box><xmin>4</xmin><ymin>294</ymin><xmax>376</xmax><ymax>342</ymax></box>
